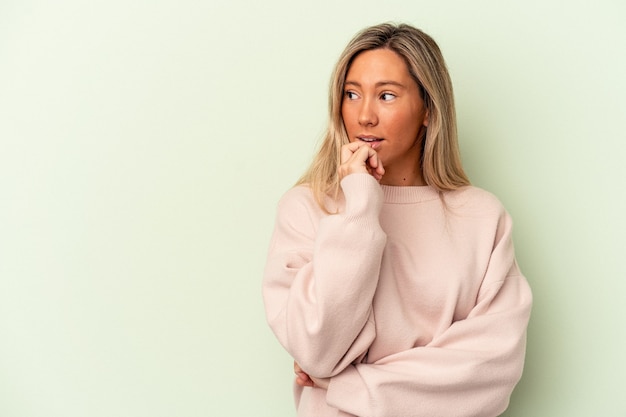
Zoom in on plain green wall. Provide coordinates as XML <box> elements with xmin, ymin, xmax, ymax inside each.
<box><xmin>1</xmin><ymin>0</ymin><xmax>624</xmax><ymax>416</ymax></box>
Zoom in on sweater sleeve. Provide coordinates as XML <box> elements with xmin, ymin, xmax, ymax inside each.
<box><xmin>325</xmin><ymin>209</ymin><xmax>533</xmax><ymax>417</ymax></box>
<box><xmin>262</xmin><ymin>174</ymin><xmax>387</xmax><ymax>377</ymax></box>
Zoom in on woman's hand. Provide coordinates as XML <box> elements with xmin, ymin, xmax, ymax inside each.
<box><xmin>338</xmin><ymin>142</ymin><xmax>384</xmax><ymax>181</ymax></box>
<box><xmin>294</xmin><ymin>361</ymin><xmax>330</xmax><ymax>390</ymax></box>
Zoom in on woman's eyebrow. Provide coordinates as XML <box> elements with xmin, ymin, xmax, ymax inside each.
<box><xmin>345</xmin><ymin>80</ymin><xmax>407</xmax><ymax>89</ymax></box>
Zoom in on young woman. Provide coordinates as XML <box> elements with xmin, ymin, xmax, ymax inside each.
<box><xmin>262</xmin><ymin>23</ymin><xmax>532</xmax><ymax>417</ymax></box>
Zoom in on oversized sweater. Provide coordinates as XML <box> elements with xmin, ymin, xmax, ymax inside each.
<box><xmin>262</xmin><ymin>173</ymin><xmax>532</xmax><ymax>417</ymax></box>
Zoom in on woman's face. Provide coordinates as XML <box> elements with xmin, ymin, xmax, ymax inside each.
<box><xmin>341</xmin><ymin>48</ymin><xmax>428</xmax><ymax>184</ymax></box>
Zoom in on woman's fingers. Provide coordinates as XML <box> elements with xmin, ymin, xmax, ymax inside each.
<box><xmin>294</xmin><ymin>361</ymin><xmax>329</xmax><ymax>389</ymax></box>
<box><xmin>339</xmin><ymin>142</ymin><xmax>384</xmax><ymax>181</ymax></box>
<box><xmin>294</xmin><ymin>362</ymin><xmax>314</xmax><ymax>387</ymax></box>
<box><xmin>296</xmin><ymin>373</ymin><xmax>314</xmax><ymax>387</ymax></box>
<box><xmin>361</xmin><ymin>146</ymin><xmax>384</xmax><ymax>178</ymax></box>
<box><xmin>339</xmin><ymin>141</ymin><xmax>363</xmax><ymax>164</ymax></box>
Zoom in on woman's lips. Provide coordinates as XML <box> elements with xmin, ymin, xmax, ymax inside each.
<box><xmin>357</xmin><ymin>135</ymin><xmax>383</xmax><ymax>143</ymax></box>
<box><xmin>357</xmin><ymin>136</ymin><xmax>383</xmax><ymax>150</ymax></box>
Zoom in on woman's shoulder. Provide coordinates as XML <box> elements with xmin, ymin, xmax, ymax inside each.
<box><xmin>444</xmin><ymin>185</ymin><xmax>507</xmax><ymax>217</ymax></box>
<box><xmin>280</xmin><ymin>181</ymin><xmax>346</xmax><ymax>213</ymax></box>
<box><xmin>277</xmin><ymin>184</ymin><xmax>338</xmax><ymax>216</ymax></box>
<box><xmin>278</xmin><ymin>184</ymin><xmax>316</xmax><ymax>210</ymax></box>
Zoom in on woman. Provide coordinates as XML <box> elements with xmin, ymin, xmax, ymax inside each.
<box><xmin>262</xmin><ymin>23</ymin><xmax>532</xmax><ymax>417</ymax></box>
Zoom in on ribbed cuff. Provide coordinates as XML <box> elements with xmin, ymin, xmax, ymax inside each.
<box><xmin>340</xmin><ymin>174</ymin><xmax>383</xmax><ymax>219</ymax></box>
<box><xmin>326</xmin><ymin>365</ymin><xmax>372</xmax><ymax>415</ymax></box>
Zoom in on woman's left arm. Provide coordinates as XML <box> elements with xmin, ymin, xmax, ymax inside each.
<box><xmin>322</xmin><ymin>212</ymin><xmax>533</xmax><ymax>417</ymax></box>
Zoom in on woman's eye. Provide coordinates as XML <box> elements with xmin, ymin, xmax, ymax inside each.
<box><xmin>381</xmin><ymin>93</ymin><xmax>396</xmax><ymax>101</ymax></box>
<box><xmin>345</xmin><ymin>91</ymin><xmax>358</xmax><ymax>100</ymax></box>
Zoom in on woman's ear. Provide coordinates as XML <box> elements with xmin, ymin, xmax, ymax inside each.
<box><xmin>423</xmin><ymin>109</ymin><xmax>429</xmax><ymax>127</ymax></box>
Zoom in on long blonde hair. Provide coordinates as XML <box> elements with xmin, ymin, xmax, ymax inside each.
<box><xmin>297</xmin><ymin>23</ymin><xmax>470</xmax><ymax>211</ymax></box>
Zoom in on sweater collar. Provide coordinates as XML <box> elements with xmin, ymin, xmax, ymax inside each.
<box><xmin>381</xmin><ymin>185</ymin><xmax>440</xmax><ymax>204</ymax></box>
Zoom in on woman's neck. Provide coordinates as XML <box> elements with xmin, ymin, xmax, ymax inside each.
<box><xmin>379</xmin><ymin>164</ymin><xmax>426</xmax><ymax>186</ymax></box>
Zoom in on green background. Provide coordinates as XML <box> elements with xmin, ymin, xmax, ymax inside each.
<box><xmin>1</xmin><ymin>0</ymin><xmax>624</xmax><ymax>416</ymax></box>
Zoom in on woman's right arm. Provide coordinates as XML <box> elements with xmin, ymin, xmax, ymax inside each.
<box><xmin>262</xmin><ymin>173</ymin><xmax>386</xmax><ymax>378</ymax></box>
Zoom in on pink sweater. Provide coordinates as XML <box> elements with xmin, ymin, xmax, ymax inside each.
<box><xmin>263</xmin><ymin>173</ymin><xmax>532</xmax><ymax>417</ymax></box>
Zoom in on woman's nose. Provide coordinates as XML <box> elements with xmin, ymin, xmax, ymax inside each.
<box><xmin>358</xmin><ymin>99</ymin><xmax>378</xmax><ymax>126</ymax></box>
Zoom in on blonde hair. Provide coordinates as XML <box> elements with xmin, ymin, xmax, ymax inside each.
<box><xmin>297</xmin><ymin>23</ymin><xmax>470</xmax><ymax>211</ymax></box>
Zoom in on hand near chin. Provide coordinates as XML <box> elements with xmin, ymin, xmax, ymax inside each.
<box><xmin>338</xmin><ymin>142</ymin><xmax>385</xmax><ymax>181</ymax></box>
<box><xmin>294</xmin><ymin>362</ymin><xmax>330</xmax><ymax>390</ymax></box>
